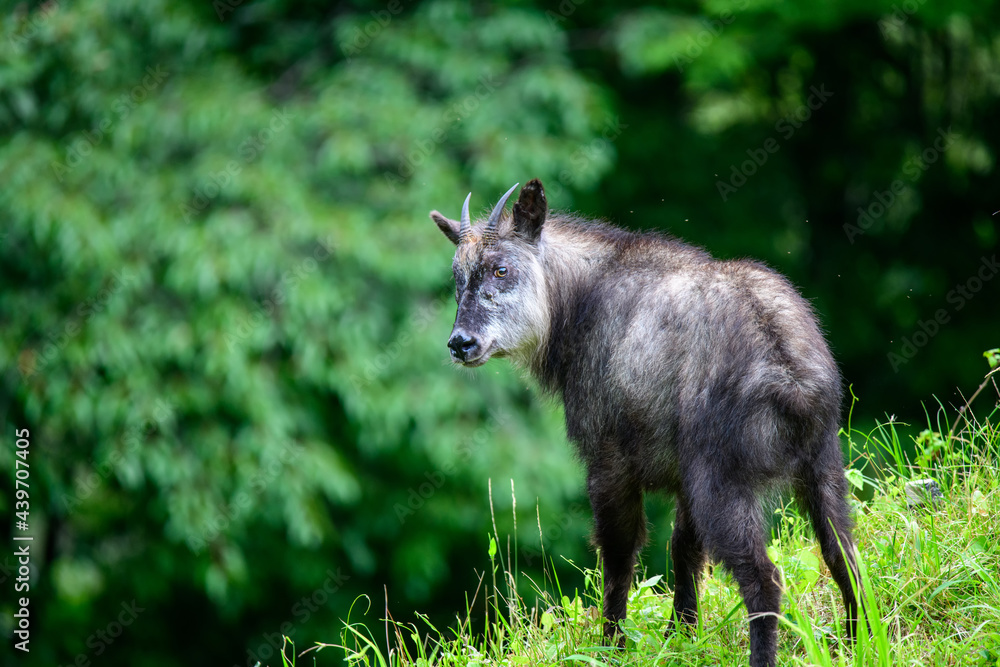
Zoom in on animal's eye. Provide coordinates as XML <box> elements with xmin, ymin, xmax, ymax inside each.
<box><xmin>494</xmin><ymin>267</ymin><xmax>508</xmax><ymax>278</ymax></box>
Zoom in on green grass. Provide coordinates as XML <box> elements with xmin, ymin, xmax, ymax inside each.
<box><xmin>314</xmin><ymin>366</ymin><xmax>1000</xmax><ymax>667</ymax></box>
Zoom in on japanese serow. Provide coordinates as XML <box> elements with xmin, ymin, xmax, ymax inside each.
<box><xmin>429</xmin><ymin>180</ymin><xmax>862</xmax><ymax>667</ymax></box>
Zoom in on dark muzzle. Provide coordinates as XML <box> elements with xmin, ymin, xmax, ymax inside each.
<box><xmin>447</xmin><ymin>330</ymin><xmax>480</xmax><ymax>362</ymax></box>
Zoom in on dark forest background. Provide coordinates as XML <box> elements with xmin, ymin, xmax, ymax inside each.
<box><xmin>1</xmin><ymin>0</ymin><xmax>997</xmax><ymax>665</ymax></box>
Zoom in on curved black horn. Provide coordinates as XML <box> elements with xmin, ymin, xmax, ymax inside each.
<box><xmin>483</xmin><ymin>183</ymin><xmax>519</xmax><ymax>242</ymax></box>
<box><xmin>459</xmin><ymin>192</ymin><xmax>472</xmax><ymax>242</ymax></box>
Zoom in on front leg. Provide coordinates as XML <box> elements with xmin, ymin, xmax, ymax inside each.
<box><xmin>587</xmin><ymin>463</ymin><xmax>647</xmax><ymax>646</ymax></box>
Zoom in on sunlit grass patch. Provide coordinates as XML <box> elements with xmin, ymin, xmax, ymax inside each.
<box><xmin>321</xmin><ymin>364</ymin><xmax>1000</xmax><ymax>667</ymax></box>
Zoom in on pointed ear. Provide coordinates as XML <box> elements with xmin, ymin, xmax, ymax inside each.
<box><xmin>512</xmin><ymin>179</ymin><xmax>547</xmax><ymax>244</ymax></box>
<box><xmin>430</xmin><ymin>211</ymin><xmax>461</xmax><ymax>245</ymax></box>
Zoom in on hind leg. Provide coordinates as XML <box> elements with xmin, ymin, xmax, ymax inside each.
<box><xmin>690</xmin><ymin>481</ymin><xmax>781</xmax><ymax>667</ymax></box>
<box><xmin>587</xmin><ymin>464</ymin><xmax>647</xmax><ymax>646</ymax></box>
<box><xmin>669</xmin><ymin>496</ymin><xmax>705</xmax><ymax>630</ymax></box>
<box><xmin>795</xmin><ymin>435</ymin><xmax>863</xmax><ymax>639</ymax></box>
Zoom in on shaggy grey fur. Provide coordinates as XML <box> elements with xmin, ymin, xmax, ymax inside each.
<box><xmin>430</xmin><ymin>179</ymin><xmax>862</xmax><ymax>667</ymax></box>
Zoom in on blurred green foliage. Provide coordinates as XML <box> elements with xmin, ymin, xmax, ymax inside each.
<box><xmin>0</xmin><ymin>0</ymin><xmax>997</xmax><ymax>665</ymax></box>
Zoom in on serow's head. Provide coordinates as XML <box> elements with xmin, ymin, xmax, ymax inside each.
<box><xmin>430</xmin><ymin>179</ymin><xmax>549</xmax><ymax>367</ymax></box>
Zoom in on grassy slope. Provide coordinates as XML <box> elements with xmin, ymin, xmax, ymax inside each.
<box><xmin>313</xmin><ymin>367</ymin><xmax>1000</xmax><ymax>667</ymax></box>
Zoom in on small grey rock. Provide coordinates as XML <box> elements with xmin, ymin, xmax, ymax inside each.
<box><xmin>904</xmin><ymin>478</ymin><xmax>943</xmax><ymax>509</ymax></box>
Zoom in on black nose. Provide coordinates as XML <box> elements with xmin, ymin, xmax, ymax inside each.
<box><xmin>447</xmin><ymin>332</ymin><xmax>478</xmax><ymax>361</ymax></box>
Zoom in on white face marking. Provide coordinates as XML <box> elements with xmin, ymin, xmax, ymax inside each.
<box><xmin>451</xmin><ymin>240</ymin><xmax>550</xmax><ymax>367</ymax></box>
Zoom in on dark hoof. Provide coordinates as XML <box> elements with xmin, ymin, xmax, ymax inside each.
<box><xmin>603</xmin><ymin>621</ymin><xmax>627</xmax><ymax>649</ymax></box>
<box><xmin>665</xmin><ymin>610</ymin><xmax>697</xmax><ymax>638</ymax></box>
